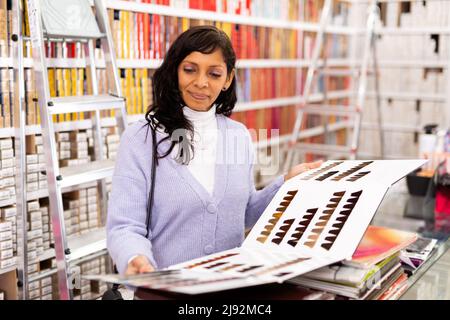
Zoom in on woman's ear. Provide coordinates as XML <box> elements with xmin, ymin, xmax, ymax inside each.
<box><xmin>223</xmin><ymin>68</ymin><xmax>235</xmax><ymax>91</ymax></box>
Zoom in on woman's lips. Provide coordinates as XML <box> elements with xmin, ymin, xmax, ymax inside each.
<box><xmin>189</xmin><ymin>91</ymin><xmax>209</xmax><ymax>100</ymax></box>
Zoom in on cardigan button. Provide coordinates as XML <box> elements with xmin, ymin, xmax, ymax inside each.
<box><xmin>206</xmin><ymin>203</ymin><xmax>217</xmax><ymax>214</ymax></box>
<box><xmin>204</xmin><ymin>245</ymin><xmax>214</xmax><ymax>255</ymax></box>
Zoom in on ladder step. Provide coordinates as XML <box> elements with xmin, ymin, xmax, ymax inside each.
<box><xmin>67</xmin><ymin>228</ymin><xmax>106</xmax><ymax>262</ymax></box>
<box><xmin>48</xmin><ymin>94</ymin><xmax>125</xmax><ymax>115</ymax></box>
<box><xmin>294</xmin><ymin>143</ymin><xmax>353</xmax><ymax>156</ymax></box>
<box><xmin>59</xmin><ymin>159</ymin><xmax>115</xmax><ymax>188</ymax></box>
<box><xmin>301</xmin><ymin>105</ymin><xmax>359</xmax><ymax>116</ymax></box>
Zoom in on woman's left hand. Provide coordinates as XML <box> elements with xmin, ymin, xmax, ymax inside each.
<box><xmin>284</xmin><ymin>160</ymin><xmax>323</xmax><ymax>181</ymax></box>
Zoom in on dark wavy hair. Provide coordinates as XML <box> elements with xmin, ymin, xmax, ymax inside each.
<box><xmin>144</xmin><ymin>25</ymin><xmax>237</xmax><ymax>161</ymax></box>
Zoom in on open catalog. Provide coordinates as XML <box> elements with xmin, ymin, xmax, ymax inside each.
<box><xmin>85</xmin><ymin>160</ymin><xmax>426</xmax><ymax>295</ymax></box>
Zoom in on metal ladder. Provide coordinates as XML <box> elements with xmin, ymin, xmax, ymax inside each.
<box><xmin>284</xmin><ymin>0</ymin><xmax>384</xmax><ymax>172</ymax></box>
<box><xmin>25</xmin><ymin>0</ymin><xmax>127</xmax><ymax>299</ymax></box>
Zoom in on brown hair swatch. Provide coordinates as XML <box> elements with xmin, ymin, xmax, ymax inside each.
<box><xmin>287</xmin><ymin>208</ymin><xmax>318</xmax><ymax>247</ymax></box>
<box><xmin>346</xmin><ymin>171</ymin><xmax>370</xmax><ymax>182</ymax></box>
<box><xmin>257</xmin><ymin>190</ymin><xmax>298</xmax><ymax>243</ymax></box>
<box><xmin>184</xmin><ymin>252</ymin><xmax>239</xmax><ymax>269</ymax></box>
<box><xmin>321</xmin><ymin>190</ymin><xmax>363</xmax><ymax>250</ymax></box>
<box><xmin>301</xmin><ymin>161</ymin><xmax>344</xmax><ymax>180</ymax></box>
<box><xmin>331</xmin><ymin>161</ymin><xmax>373</xmax><ymax>181</ymax></box>
<box><xmin>304</xmin><ymin>191</ymin><xmax>345</xmax><ymax>248</ymax></box>
<box><xmin>271</xmin><ymin>219</ymin><xmax>295</xmax><ymax>245</ymax></box>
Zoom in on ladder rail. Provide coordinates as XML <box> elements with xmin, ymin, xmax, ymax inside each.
<box><xmin>284</xmin><ymin>0</ymin><xmax>333</xmax><ymax>173</ymax></box>
<box><xmin>284</xmin><ymin>0</ymin><xmax>384</xmax><ymax>170</ymax></box>
<box><xmin>12</xmin><ymin>0</ymin><xmax>29</xmax><ymax>300</ymax></box>
<box><xmin>351</xmin><ymin>1</ymin><xmax>379</xmax><ymax>159</ymax></box>
<box><xmin>93</xmin><ymin>0</ymin><xmax>128</xmax><ymax>134</ymax></box>
<box><xmin>372</xmin><ymin>15</ymin><xmax>385</xmax><ymax>158</ymax></box>
<box><xmin>26</xmin><ymin>0</ymin><xmax>73</xmax><ymax>300</ymax></box>
<box><xmin>25</xmin><ymin>0</ymin><xmax>129</xmax><ymax>300</ymax></box>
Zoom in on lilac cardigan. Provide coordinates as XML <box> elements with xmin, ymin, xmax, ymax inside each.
<box><xmin>106</xmin><ymin>116</ymin><xmax>284</xmax><ymax>274</ymax></box>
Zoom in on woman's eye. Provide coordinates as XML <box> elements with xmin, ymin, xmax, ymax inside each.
<box><xmin>183</xmin><ymin>67</ymin><xmax>195</xmax><ymax>73</ymax></box>
<box><xmin>209</xmin><ymin>72</ymin><xmax>222</xmax><ymax>78</ymax></box>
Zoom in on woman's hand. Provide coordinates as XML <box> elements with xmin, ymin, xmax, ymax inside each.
<box><xmin>284</xmin><ymin>160</ymin><xmax>323</xmax><ymax>181</ymax></box>
<box><xmin>125</xmin><ymin>255</ymin><xmax>155</xmax><ymax>275</ymax></box>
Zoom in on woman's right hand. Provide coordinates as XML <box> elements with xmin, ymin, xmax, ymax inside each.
<box><xmin>125</xmin><ymin>255</ymin><xmax>155</xmax><ymax>275</ymax></box>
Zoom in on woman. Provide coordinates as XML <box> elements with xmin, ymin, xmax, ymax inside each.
<box><xmin>107</xmin><ymin>25</ymin><xmax>321</xmax><ymax>275</ymax></box>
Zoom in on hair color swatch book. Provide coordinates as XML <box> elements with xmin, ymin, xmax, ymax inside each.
<box><xmin>85</xmin><ymin>160</ymin><xmax>426</xmax><ymax>295</ymax></box>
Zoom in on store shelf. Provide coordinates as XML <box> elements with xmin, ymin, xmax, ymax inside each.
<box><xmin>66</xmin><ymin>228</ymin><xmax>106</xmax><ymax>262</ymax></box>
<box><xmin>0</xmin><ymin>265</ymin><xmax>16</xmax><ymax>275</ymax></box>
<box><xmin>39</xmin><ymin>249</ymin><xmax>56</xmax><ymax>262</ymax></box>
<box><xmin>256</xmin><ymin>121</ymin><xmax>351</xmax><ymax>149</ymax></box>
<box><xmin>0</xmin><ymin>92</ymin><xmax>351</xmax><ymax>139</ymax></box>
<box><xmin>105</xmin><ymin>0</ymin><xmax>354</xmax><ymax>34</ymax></box>
<box><xmin>0</xmin><ymin>182</ymin><xmax>101</xmax><ymax>209</ymax></box>
<box><xmin>366</xmin><ymin>91</ymin><xmax>447</xmax><ymax>102</ymax></box>
<box><xmin>58</xmin><ymin>159</ymin><xmax>115</xmax><ymax>189</ymax></box>
<box><xmin>357</xmin><ymin>151</ymin><xmax>418</xmax><ymax>160</ymax></box>
<box><xmin>1</xmin><ymin>57</ymin><xmax>356</xmax><ymax>69</ymax></box>
<box><xmin>361</xmin><ymin>122</ymin><xmax>420</xmax><ymax>133</ymax></box>
<box><xmin>377</xmin><ymin>27</ymin><xmax>450</xmax><ymax>36</ymax></box>
<box><xmin>377</xmin><ymin>60</ymin><xmax>449</xmax><ymax>68</ymax></box>
<box><xmin>235</xmin><ymin>96</ymin><xmax>303</xmax><ymax>112</ymax></box>
<box><xmin>0</xmin><ymin>197</ymin><xmax>15</xmax><ymax>208</ymax></box>
<box><xmin>29</xmin><ymin>268</ymin><xmax>57</xmax><ymax>282</ymax></box>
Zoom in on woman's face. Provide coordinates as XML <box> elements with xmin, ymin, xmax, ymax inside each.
<box><xmin>178</xmin><ymin>49</ymin><xmax>234</xmax><ymax>112</ymax></box>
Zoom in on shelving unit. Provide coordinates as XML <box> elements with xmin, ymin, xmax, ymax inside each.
<box><xmin>349</xmin><ymin>0</ymin><xmax>450</xmax><ymax>159</ymax></box>
<box><xmin>0</xmin><ymin>0</ymin><xmax>369</xmax><ymax>299</ymax></box>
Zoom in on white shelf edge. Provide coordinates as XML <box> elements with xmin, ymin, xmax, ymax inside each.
<box><xmin>256</xmin><ymin>120</ymin><xmax>351</xmax><ymax>148</ymax></box>
<box><xmin>0</xmin><ymin>265</ymin><xmax>16</xmax><ymax>275</ymax></box>
<box><xmin>361</xmin><ymin>122</ymin><xmax>420</xmax><ymax>133</ymax></box>
<box><xmin>0</xmin><ymin>92</ymin><xmax>351</xmax><ymax>139</ymax></box>
<box><xmin>7</xmin><ymin>57</ymin><xmax>448</xmax><ymax>69</ymax></box>
<box><xmin>105</xmin><ymin>0</ymin><xmax>354</xmax><ymax>34</ymax></box>
<box><xmin>6</xmin><ymin>57</ymin><xmax>356</xmax><ymax>69</ymax></box>
<box><xmin>366</xmin><ymin>91</ymin><xmax>447</xmax><ymax>102</ymax></box>
<box><xmin>377</xmin><ymin>27</ymin><xmax>450</xmax><ymax>36</ymax></box>
<box><xmin>357</xmin><ymin>151</ymin><xmax>418</xmax><ymax>160</ymax></box>
<box><xmin>0</xmin><ymin>197</ymin><xmax>15</xmax><ymax>208</ymax></box>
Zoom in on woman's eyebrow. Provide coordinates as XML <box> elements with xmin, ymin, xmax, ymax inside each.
<box><xmin>182</xmin><ymin>60</ymin><xmax>225</xmax><ymax>68</ymax></box>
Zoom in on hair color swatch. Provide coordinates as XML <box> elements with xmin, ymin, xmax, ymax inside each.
<box><xmin>287</xmin><ymin>208</ymin><xmax>318</xmax><ymax>247</ymax></box>
<box><xmin>331</xmin><ymin>161</ymin><xmax>373</xmax><ymax>181</ymax></box>
<box><xmin>271</xmin><ymin>218</ymin><xmax>295</xmax><ymax>245</ymax></box>
<box><xmin>238</xmin><ymin>265</ymin><xmax>264</xmax><ymax>273</ymax></box>
<box><xmin>184</xmin><ymin>252</ymin><xmax>239</xmax><ymax>269</ymax></box>
<box><xmin>257</xmin><ymin>190</ymin><xmax>298</xmax><ymax>243</ymax></box>
<box><xmin>204</xmin><ymin>262</ymin><xmax>229</xmax><ymax>269</ymax></box>
<box><xmin>315</xmin><ymin>170</ymin><xmax>339</xmax><ymax>181</ymax></box>
<box><xmin>346</xmin><ymin>171</ymin><xmax>371</xmax><ymax>182</ymax></box>
<box><xmin>321</xmin><ymin>190</ymin><xmax>363</xmax><ymax>250</ymax></box>
<box><xmin>301</xmin><ymin>161</ymin><xmax>344</xmax><ymax>180</ymax></box>
<box><xmin>304</xmin><ymin>191</ymin><xmax>345</xmax><ymax>248</ymax></box>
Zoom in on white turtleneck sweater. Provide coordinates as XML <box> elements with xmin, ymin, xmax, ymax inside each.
<box><xmin>181</xmin><ymin>105</ymin><xmax>218</xmax><ymax>195</ymax></box>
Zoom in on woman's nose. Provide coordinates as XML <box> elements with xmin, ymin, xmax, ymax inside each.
<box><xmin>194</xmin><ymin>74</ymin><xmax>208</xmax><ymax>88</ymax></box>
